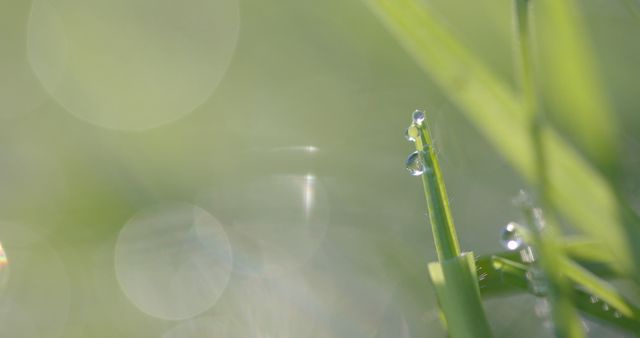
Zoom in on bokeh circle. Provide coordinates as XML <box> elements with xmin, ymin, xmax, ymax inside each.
<box><xmin>114</xmin><ymin>202</ymin><xmax>233</xmax><ymax>320</ymax></box>
<box><xmin>27</xmin><ymin>0</ymin><xmax>240</xmax><ymax>130</ymax></box>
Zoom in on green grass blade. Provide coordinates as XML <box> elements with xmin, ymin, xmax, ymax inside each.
<box><xmin>574</xmin><ymin>288</ymin><xmax>640</xmax><ymax>332</ymax></box>
<box><xmin>428</xmin><ymin>253</ymin><xmax>494</xmax><ymax>338</ymax></box>
<box><xmin>482</xmin><ymin>255</ymin><xmax>531</xmax><ymax>294</ymax></box>
<box><xmin>477</xmin><ymin>240</ymin><xmax>622</xmax><ymax>297</ymax></box>
<box><xmin>522</xmin><ymin>210</ymin><xmax>585</xmax><ymax>337</ymax></box>
<box><xmin>409</xmin><ymin>115</ymin><xmax>492</xmax><ymax>337</ymax></box>
<box><xmin>562</xmin><ymin>239</ymin><xmax>616</xmax><ymax>266</ymax></box>
<box><xmin>365</xmin><ymin>0</ymin><xmax>640</xmax><ymax>277</ymax></box>
<box><xmin>559</xmin><ymin>257</ymin><xmax>637</xmax><ymax>318</ymax></box>
<box><xmin>514</xmin><ymin>0</ymin><xmax>537</xmax><ymax>120</ymax></box>
<box><xmin>536</xmin><ymin>0</ymin><xmax>619</xmax><ymax>169</ymax></box>
<box><xmin>515</xmin><ymin>0</ymin><xmax>585</xmax><ymax>334</ymax></box>
<box><xmin>482</xmin><ymin>256</ymin><xmax>640</xmax><ymax>332</ymax></box>
<box><xmin>409</xmin><ymin>119</ymin><xmax>460</xmax><ymax>261</ymax></box>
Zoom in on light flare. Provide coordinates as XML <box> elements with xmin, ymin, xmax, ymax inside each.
<box><xmin>0</xmin><ymin>242</ymin><xmax>7</xmax><ymax>268</ymax></box>
<box><xmin>303</xmin><ymin>174</ymin><xmax>316</xmax><ymax>219</ymax></box>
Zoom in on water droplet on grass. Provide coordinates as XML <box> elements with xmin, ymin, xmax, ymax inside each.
<box><xmin>534</xmin><ymin>299</ymin><xmax>550</xmax><ymax>318</ymax></box>
<box><xmin>500</xmin><ymin>222</ymin><xmax>524</xmax><ymax>250</ymax></box>
<box><xmin>405</xmin><ymin>151</ymin><xmax>425</xmax><ymax>176</ymax></box>
<box><xmin>590</xmin><ymin>295</ymin><xmax>599</xmax><ymax>304</ymax></box>
<box><xmin>526</xmin><ymin>267</ymin><xmax>548</xmax><ymax>296</ymax></box>
<box><xmin>404</xmin><ymin>128</ymin><xmax>414</xmax><ymax>142</ymax></box>
<box><xmin>412</xmin><ymin>110</ymin><xmax>425</xmax><ymax>125</ymax></box>
<box><xmin>512</xmin><ymin>189</ymin><xmax>533</xmax><ymax>208</ymax></box>
<box><xmin>520</xmin><ymin>246</ymin><xmax>536</xmax><ymax>263</ymax></box>
<box><xmin>404</xmin><ymin>125</ymin><xmax>419</xmax><ymax>142</ymax></box>
<box><xmin>532</xmin><ymin>207</ymin><xmax>546</xmax><ymax>230</ymax></box>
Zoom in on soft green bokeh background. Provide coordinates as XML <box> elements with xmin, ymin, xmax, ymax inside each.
<box><xmin>0</xmin><ymin>0</ymin><xmax>639</xmax><ymax>337</ymax></box>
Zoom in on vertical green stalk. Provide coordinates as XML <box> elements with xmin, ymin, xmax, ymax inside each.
<box><xmin>407</xmin><ymin>116</ymin><xmax>493</xmax><ymax>338</ymax></box>
<box><xmin>514</xmin><ymin>1</ymin><xmax>584</xmax><ymax>337</ymax></box>
<box><xmin>520</xmin><ymin>205</ymin><xmax>585</xmax><ymax>338</ymax></box>
<box><xmin>515</xmin><ymin>0</ymin><xmax>536</xmax><ymax>122</ymax></box>
<box><xmin>410</xmin><ymin>121</ymin><xmax>461</xmax><ymax>261</ymax></box>
<box><xmin>514</xmin><ymin>0</ymin><xmax>543</xmax><ymax>186</ymax></box>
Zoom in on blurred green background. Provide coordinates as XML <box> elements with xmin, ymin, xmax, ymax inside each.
<box><xmin>1</xmin><ymin>0</ymin><xmax>639</xmax><ymax>337</ymax></box>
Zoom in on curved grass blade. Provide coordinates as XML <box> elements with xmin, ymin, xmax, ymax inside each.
<box><xmin>477</xmin><ymin>239</ymin><xmax>622</xmax><ymax>297</ymax></box>
<box><xmin>482</xmin><ymin>256</ymin><xmax>640</xmax><ymax>332</ymax></box>
<box><xmin>558</xmin><ymin>257</ymin><xmax>637</xmax><ymax>319</ymax></box>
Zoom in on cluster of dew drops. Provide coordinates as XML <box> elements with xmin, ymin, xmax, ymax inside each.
<box><xmin>404</xmin><ymin>110</ymin><xmax>429</xmax><ymax>176</ymax></box>
<box><xmin>499</xmin><ymin>222</ymin><xmax>548</xmax><ymax>296</ymax></box>
<box><xmin>499</xmin><ymin>220</ymin><xmax>622</xmax><ymax>321</ymax></box>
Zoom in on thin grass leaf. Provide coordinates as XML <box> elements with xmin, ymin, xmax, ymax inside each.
<box><xmin>409</xmin><ymin>117</ymin><xmax>461</xmax><ymax>261</ymax></box>
<box><xmin>559</xmin><ymin>257</ymin><xmax>637</xmax><ymax>319</ymax></box>
<box><xmin>574</xmin><ymin>288</ymin><xmax>640</xmax><ymax>332</ymax></box>
<box><xmin>515</xmin><ymin>1</ymin><xmax>588</xmax><ymax>334</ymax></box>
<box><xmin>428</xmin><ymin>254</ymin><xmax>494</xmax><ymax>338</ymax></box>
<box><xmin>562</xmin><ymin>239</ymin><xmax>616</xmax><ymax>266</ymax></box>
<box><xmin>477</xmin><ymin>240</ymin><xmax>621</xmax><ymax>297</ymax></box>
<box><xmin>521</xmin><ymin>208</ymin><xmax>585</xmax><ymax>338</ymax></box>
<box><xmin>535</xmin><ymin>0</ymin><xmax>619</xmax><ymax>170</ymax></box>
<box><xmin>483</xmin><ymin>255</ymin><xmax>640</xmax><ymax>332</ymax></box>
<box><xmin>408</xmin><ymin>115</ymin><xmax>493</xmax><ymax>337</ymax></box>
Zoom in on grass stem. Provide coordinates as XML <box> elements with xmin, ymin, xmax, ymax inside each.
<box><xmin>514</xmin><ymin>1</ymin><xmax>585</xmax><ymax>337</ymax></box>
<box><xmin>413</xmin><ymin>121</ymin><xmax>461</xmax><ymax>261</ymax></box>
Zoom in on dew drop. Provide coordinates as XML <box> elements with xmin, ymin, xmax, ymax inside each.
<box><xmin>404</xmin><ymin>125</ymin><xmax>420</xmax><ymax>142</ymax></box>
<box><xmin>602</xmin><ymin>303</ymin><xmax>610</xmax><ymax>311</ymax></box>
<box><xmin>404</xmin><ymin>128</ymin><xmax>414</xmax><ymax>142</ymax></box>
<box><xmin>589</xmin><ymin>295</ymin><xmax>599</xmax><ymax>304</ymax></box>
<box><xmin>512</xmin><ymin>189</ymin><xmax>533</xmax><ymax>208</ymax></box>
<box><xmin>613</xmin><ymin>311</ymin><xmax>621</xmax><ymax>318</ymax></box>
<box><xmin>412</xmin><ymin>110</ymin><xmax>425</xmax><ymax>125</ymax></box>
<box><xmin>581</xmin><ymin>320</ymin><xmax>590</xmax><ymax>332</ymax></box>
<box><xmin>542</xmin><ymin>320</ymin><xmax>554</xmax><ymax>330</ymax></box>
<box><xmin>532</xmin><ymin>207</ymin><xmax>546</xmax><ymax>230</ymax></box>
<box><xmin>534</xmin><ymin>299</ymin><xmax>550</xmax><ymax>319</ymax></box>
<box><xmin>500</xmin><ymin>222</ymin><xmax>524</xmax><ymax>251</ymax></box>
<box><xmin>520</xmin><ymin>246</ymin><xmax>536</xmax><ymax>263</ymax></box>
<box><xmin>405</xmin><ymin>151</ymin><xmax>425</xmax><ymax>176</ymax></box>
<box><xmin>526</xmin><ymin>267</ymin><xmax>548</xmax><ymax>297</ymax></box>
<box><xmin>491</xmin><ymin>260</ymin><xmax>504</xmax><ymax>270</ymax></box>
